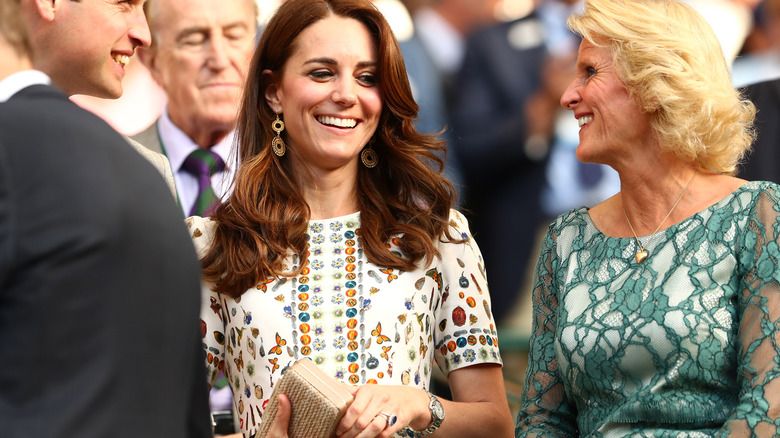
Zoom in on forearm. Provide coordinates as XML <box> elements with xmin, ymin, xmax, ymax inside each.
<box><xmin>424</xmin><ymin>365</ymin><xmax>513</xmax><ymax>438</ymax></box>
<box><xmin>429</xmin><ymin>397</ymin><xmax>513</xmax><ymax>438</ymax></box>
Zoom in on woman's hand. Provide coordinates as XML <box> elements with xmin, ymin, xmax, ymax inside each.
<box><xmin>264</xmin><ymin>394</ymin><xmax>293</xmax><ymax>438</ymax></box>
<box><xmin>335</xmin><ymin>385</ymin><xmax>429</xmax><ymax>438</ymax></box>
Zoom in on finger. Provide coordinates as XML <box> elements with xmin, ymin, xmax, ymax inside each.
<box><xmin>268</xmin><ymin>394</ymin><xmax>292</xmax><ymax>438</ymax></box>
<box><xmin>336</xmin><ymin>384</ymin><xmax>378</xmax><ymax>436</ymax></box>
<box><xmin>376</xmin><ymin>413</ymin><xmax>405</xmax><ymax>438</ymax></box>
<box><xmin>352</xmin><ymin>414</ymin><xmax>390</xmax><ymax>438</ymax></box>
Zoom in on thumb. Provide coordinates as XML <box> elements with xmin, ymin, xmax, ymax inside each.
<box><xmin>268</xmin><ymin>394</ymin><xmax>292</xmax><ymax>438</ymax></box>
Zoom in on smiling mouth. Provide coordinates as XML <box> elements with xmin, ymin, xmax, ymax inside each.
<box><xmin>112</xmin><ymin>53</ymin><xmax>130</xmax><ymax>69</ymax></box>
<box><xmin>317</xmin><ymin>116</ymin><xmax>357</xmax><ymax>129</ymax></box>
<box><xmin>578</xmin><ymin>115</ymin><xmax>593</xmax><ymax>127</ymax></box>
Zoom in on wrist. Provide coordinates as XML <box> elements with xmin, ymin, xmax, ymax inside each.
<box><xmin>407</xmin><ymin>391</ymin><xmax>445</xmax><ymax>436</ymax></box>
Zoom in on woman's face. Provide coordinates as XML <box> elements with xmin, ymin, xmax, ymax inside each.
<box><xmin>265</xmin><ymin>15</ymin><xmax>382</xmax><ymax>174</ymax></box>
<box><xmin>560</xmin><ymin>39</ymin><xmax>653</xmax><ymax>166</ymax></box>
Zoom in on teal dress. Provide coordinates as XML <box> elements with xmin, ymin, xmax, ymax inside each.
<box><xmin>516</xmin><ymin>181</ymin><xmax>780</xmax><ymax>437</ymax></box>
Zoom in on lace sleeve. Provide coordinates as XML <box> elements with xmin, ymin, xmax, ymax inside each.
<box><xmin>720</xmin><ymin>187</ymin><xmax>780</xmax><ymax>436</ymax></box>
<box><xmin>515</xmin><ymin>225</ymin><xmax>579</xmax><ymax>437</ymax></box>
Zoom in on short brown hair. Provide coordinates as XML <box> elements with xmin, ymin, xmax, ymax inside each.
<box><xmin>0</xmin><ymin>0</ymin><xmax>32</xmax><ymax>59</ymax></box>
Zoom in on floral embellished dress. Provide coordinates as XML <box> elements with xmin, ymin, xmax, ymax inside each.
<box><xmin>189</xmin><ymin>209</ymin><xmax>501</xmax><ymax>437</ymax></box>
<box><xmin>516</xmin><ymin>181</ymin><xmax>780</xmax><ymax>437</ymax></box>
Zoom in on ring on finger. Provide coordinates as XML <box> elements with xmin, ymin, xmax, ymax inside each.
<box><xmin>377</xmin><ymin>412</ymin><xmax>398</xmax><ymax>427</ymax></box>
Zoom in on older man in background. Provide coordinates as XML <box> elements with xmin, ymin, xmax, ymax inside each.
<box><xmin>135</xmin><ymin>0</ymin><xmax>257</xmax><ymax>217</ymax></box>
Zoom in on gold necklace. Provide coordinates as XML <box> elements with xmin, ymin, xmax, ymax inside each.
<box><xmin>622</xmin><ymin>167</ymin><xmax>699</xmax><ymax>264</ymax></box>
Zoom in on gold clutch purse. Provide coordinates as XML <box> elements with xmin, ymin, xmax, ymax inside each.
<box><xmin>257</xmin><ymin>358</ymin><xmax>354</xmax><ymax>438</ymax></box>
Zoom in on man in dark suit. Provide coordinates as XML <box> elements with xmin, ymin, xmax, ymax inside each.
<box><xmin>20</xmin><ymin>0</ymin><xmax>177</xmax><ymax>193</ymax></box>
<box><xmin>0</xmin><ymin>1</ymin><xmax>211</xmax><ymax>436</ymax></box>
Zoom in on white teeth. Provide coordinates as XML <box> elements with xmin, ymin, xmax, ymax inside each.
<box><xmin>578</xmin><ymin>115</ymin><xmax>593</xmax><ymax>127</ymax></box>
<box><xmin>113</xmin><ymin>54</ymin><xmax>130</xmax><ymax>68</ymax></box>
<box><xmin>317</xmin><ymin>116</ymin><xmax>357</xmax><ymax>128</ymax></box>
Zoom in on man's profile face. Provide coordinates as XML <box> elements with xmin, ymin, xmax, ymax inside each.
<box><xmin>46</xmin><ymin>0</ymin><xmax>151</xmax><ymax>98</ymax></box>
<box><xmin>143</xmin><ymin>0</ymin><xmax>256</xmax><ymax>138</ymax></box>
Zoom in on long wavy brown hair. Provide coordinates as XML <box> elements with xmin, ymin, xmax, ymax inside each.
<box><xmin>202</xmin><ymin>0</ymin><xmax>458</xmax><ymax>298</ymax></box>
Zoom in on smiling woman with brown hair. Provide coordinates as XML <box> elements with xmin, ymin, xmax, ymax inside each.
<box><xmin>189</xmin><ymin>1</ymin><xmax>514</xmax><ymax>437</ymax></box>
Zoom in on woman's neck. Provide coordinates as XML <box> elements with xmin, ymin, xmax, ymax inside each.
<box><xmin>297</xmin><ymin>168</ymin><xmax>360</xmax><ymax>220</ymax></box>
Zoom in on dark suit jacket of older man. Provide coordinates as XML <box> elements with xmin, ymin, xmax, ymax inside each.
<box><xmin>0</xmin><ymin>84</ymin><xmax>211</xmax><ymax>438</ymax></box>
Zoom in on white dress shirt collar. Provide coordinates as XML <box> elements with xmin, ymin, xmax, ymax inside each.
<box><xmin>0</xmin><ymin>70</ymin><xmax>51</xmax><ymax>102</ymax></box>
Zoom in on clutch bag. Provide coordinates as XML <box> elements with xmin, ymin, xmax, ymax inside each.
<box><xmin>256</xmin><ymin>358</ymin><xmax>354</xmax><ymax>438</ymax></box>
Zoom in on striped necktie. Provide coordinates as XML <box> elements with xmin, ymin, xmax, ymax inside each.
<box><xmin>181</xmin><ymin>148</ymin><xmax>225</xmax><ymax>217</ymax></box>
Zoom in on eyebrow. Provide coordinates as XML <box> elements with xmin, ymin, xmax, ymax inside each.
<box><xmin>304</xmin><ymin>57</ymin><xmax>377</xmax><ymax>68</ymax></box>
<box><xmin>176</xmin><ymin>22</ymin><xmax>250</xmax><ymax>41</ymax></box>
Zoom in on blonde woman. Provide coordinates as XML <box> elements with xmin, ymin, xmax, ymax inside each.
<box><xmin>516</xmin><ymin>0</ymin><xmax>780</xmax><ymax>436</ymax></box>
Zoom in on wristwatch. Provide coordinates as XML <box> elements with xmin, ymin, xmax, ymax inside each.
<box><xmin>416</xmin><ymin>391</ymin><xmax>445</xmax><ymax>436</ymax></box>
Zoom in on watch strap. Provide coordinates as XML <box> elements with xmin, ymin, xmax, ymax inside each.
<box><xmin>414</xmin><ymin>391</ymin><xmax>444</xmax><ymax>436</ymax></box>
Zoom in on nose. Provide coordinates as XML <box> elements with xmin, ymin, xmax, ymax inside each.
<box><xmin>206</xmin><ymin>35</ymin><xmax>230</xmax><ymax>70</ymax></box>
<box><xmin>129</xmin><ymin>9</ymin><xmax>152</xmax><ymax>49</ymax></box>
<box><xmin>560</xmin><ymin>79</ymin><xmax>580</xmax><ymax>110</ymax></box>
<box><xmin>331</xmin><ymin>76</ymin><xmax>357</xmax><ymax>107</ymax></box>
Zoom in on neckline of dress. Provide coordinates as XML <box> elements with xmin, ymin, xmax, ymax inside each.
<box><xmin>309</xmin><ymin>211</ymin><xmax>361</xmax><ymax>223</ymax></box>
<box><xmin>583</xmin><ymin>180</ymin><xmax>759</xmax><ymax>240</ymax></box>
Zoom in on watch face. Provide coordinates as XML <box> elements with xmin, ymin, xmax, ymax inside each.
<box><xmin>431</xmin><ymin>398</ymin><xmax>445</xmax><ymax>420</ymax></box>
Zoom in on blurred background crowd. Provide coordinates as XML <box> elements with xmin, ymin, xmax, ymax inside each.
<box><xmin>69</xmin><ymin>0</ymin><xmax>779</xmax><ymax>416</ymax></box>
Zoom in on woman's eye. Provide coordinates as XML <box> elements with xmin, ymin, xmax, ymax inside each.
<box><xmin>585</xmin><ymin>66</ymin><xmax>597</xmax><ymax>78</ymax></box>
<box><xmin>357</xmin><ymin>73</ymin><xmax>377</xmax><ymax>86</ymax></box>
<box><xmin>309</xmin><ymin>70</ymin><xmax>333</xmax><ymax>80</ymax></box>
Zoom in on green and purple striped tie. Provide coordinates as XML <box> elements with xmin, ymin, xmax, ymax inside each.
<box><xmin>181</xmin><ymin>148</ymin><xmax>225</xmax><ymax>217</ymax></box>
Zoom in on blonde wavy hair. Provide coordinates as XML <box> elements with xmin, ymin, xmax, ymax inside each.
<box><xmin>568</xmin><ymin>0</ymin><xmax>755</xmax><ymax>174</ymax></box>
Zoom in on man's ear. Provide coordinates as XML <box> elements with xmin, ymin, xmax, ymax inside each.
<box><xmin>263</xmin><ymin>69</ymin><xmax>282</xmax><ymax>114</ymax></box>
<box><xmin>33</xmin><ymin>0</ymin><xmax>58</xmax><ymax>21</ymax></box>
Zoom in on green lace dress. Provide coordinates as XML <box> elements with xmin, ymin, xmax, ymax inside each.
<box><xmin>516</xmin><ymin>181</ymin><xmax>780</xmax><ymax>437</ymax></box>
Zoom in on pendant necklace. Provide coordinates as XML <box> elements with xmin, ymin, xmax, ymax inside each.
<box><xmin>622</xmin><ymin>167</ymin><xmax>699</xmax><ymax>264</ymax></box>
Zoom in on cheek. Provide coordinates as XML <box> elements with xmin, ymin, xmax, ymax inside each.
<box><xmin>364</xmin><ymin>93</ymin><xmax>383</xmax><ymax>118</ymax></box>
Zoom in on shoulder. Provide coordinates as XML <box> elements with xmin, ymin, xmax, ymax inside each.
<box><xmin>740</xmin><ymin>180</ymin><xmax>780</xmax><ymax>210</ymax></box>
<box><xmin>186</xmin><ymin>216</ymin><xmax>218</xmax><ymax>259</ymax></box>
<box><xmin>125</xmin><ymin>136</ymin><xmax>177</xmax><ymax>197</ymax></box>
<box><xmin>131</xmin><ymin>121</ymin><xmax>163</xmax><ymax>154</ymax></box>
<box><xmin>447</xmin><ymin>209</ymin><xmax>469</xmax><ymax>229</ymax></box>
<box><xmin>126</xmin><ymin>136</ymin><xmax>165</xmax><ymax>164</ymax></box>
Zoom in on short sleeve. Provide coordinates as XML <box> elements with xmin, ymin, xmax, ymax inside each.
<box><xmin>433</xmin><ymin>209</ymin><xmax>502</xmax><ymax>374</ymax></box>
<box><xmin>186</xmin><ymin>216</ymin><xmax>226</xmax><ymax>387</ymax></box>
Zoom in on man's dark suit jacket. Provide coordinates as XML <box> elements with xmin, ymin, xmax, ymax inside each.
<box><xmin>741</xmin><ymin>78</ymin><xmax>780</xmax><ymax>183</ymax></box>
<box><xmin>0</xmin><ymin>85</ymin><xmax>211</xmax><ymax>437</ymax></box>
